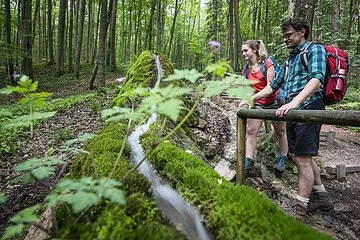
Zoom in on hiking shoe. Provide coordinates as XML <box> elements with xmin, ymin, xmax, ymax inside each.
<box><xmin>274</xmin><ymin>155</ymin><xmax>287</xmax><ymax>172</ymax></box>
<box><xmin>295</xmin><ymin>201</ymin><xmax>307</xmax><ymax>221</ymax></box>
<box><xmin>244</xmin><ymin>157</ymin><xmax>255</xmax><ymax>177</ymax></box>
<box><xmin>307</xmin><ymin>191</ymin><xmax>334</xmax><ymax>213</ymax></box>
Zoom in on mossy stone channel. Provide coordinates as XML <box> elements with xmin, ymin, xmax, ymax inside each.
<box><xmin>56</xmin><ymin>51</ymin><xmax>331</xmax><ymax>239</ymax></box>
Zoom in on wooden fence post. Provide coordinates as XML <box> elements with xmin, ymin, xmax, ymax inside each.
<box><xmin>236</xmin><ymin>117</ymin><xmax>246</xmax><ymax>184</ymax></box>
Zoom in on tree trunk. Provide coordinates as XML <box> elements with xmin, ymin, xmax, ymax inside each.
<box><xmin>4</xmin><ymin>0</ymin><xmax>15</xmax><ymax>85</ymax></box>
<box><xmin>68</xmin><ymin>0</ymin><xmax>74</xmax><ymax>72</ymax></box>
<box><xmin>91</xmin><ymin>3</ymin><xmax>101</xmax><ymax>65</ymax></box>
<box><xmin>20</xmin><ymin>0</ymin><xmax>33</xmax><ymax>79</ymax></box>
<box><xmin>56</xmin><ymin>0</ymin><xmax>67</xmax><ymax>76</ymax></box>
<box><xmin>294</xmin><ymin>0</ymin><xmax>316</xmax><ymax>40</ymax></box>
<box><xmin>146</xmin><ymin>0</ymin><xmax>156</xmax><ymax>50</ymax></box>
<box><xmin>256</xmin><ymin>0</ymin><xmax>261</xmax><ymax>39</ymax></box>
<box><xmin>166</xmin><ymin>0</ymin><xmax>180</xmax><ymax>56</ymax></box>
<box><xmin>264</xmin><ymin>0</ymin><xmax>269</xmax><ymax>43</ymax></box>
<box><xmin>43</xmin><ymin>0</ymin><xmax>47</xmax><ymax>61</ymax></box>
<box><xmin>74</xmin><ymin>0</ymin><xmax>86</xmax><ymax>78</ymax></box>
<box><xmin>120</xmin><ymin>0</ymin><xmax>125</xmax><ymax>62</ymax></box>
<box><xmin>127</xmin><ymin>1</ymin><xmax>133</xmax><ymax>61</ymax></box>
<box><xmin>47</xmin><ymin>0</ymin><xmax>55</xmax><ymax>65</ymax></box>
<box><xmin>109</xmin><ymin>0</ymin><xmax>118</xmax><ymax>71</ymax></box>
<box><xmin>252</xmin><ymin>0</ymin><xmax>257</xmax><ymax>38</ymax></box>
<box><xmin>357</xmin><ymin>7</ymin><xmax>360</xmax><ymax>55</ymax></box>
<box><xmin>345</xmin><ymin>0</ymin><xmax>355</xmax><ymax>47</ymax></box>
<box><xmin>332</xmin><ymin>0</ymin><xmax>340</xmax><ymax>46</ymax></box>
<box><xmin>32</xmin><ymin>0</ymin><xmax>41</xmax><ymax>64</ymax></box>
<box><xmin>86</xmin><ymin>0</ymin><xmax>92</xmax><ymax>63</ymax></box>
<box><xmin>228</xmin><ymin>0</ymin><xmax>234</xmax><ymax>68</ymax></box>
<box><xmin>134</xmin><ymin>0</ymin><xmax>142</xmax><ymax>55</ymax></box>
<box><xmin>233</xmin><ymin>0</ymin><xmax>241</xmax><ymax>72</ymax></box>
<box><xmin>156</xmin><ymin>0</ymin><xmax>164</xmax><ymax>53</ymax></box>
<box><xmin>96</xmin><ymin>0</ymin><xmax>109</xmax><ymax>88</ymax></box>
<box><xmin>288</xmin><ymin>0</ymin><xmax>294</xmax><ymax>17</ymax></box>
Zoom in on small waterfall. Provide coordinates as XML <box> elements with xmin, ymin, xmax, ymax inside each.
<box><xmin>127</xmin><ymin>54</ymin><xmax>211</xmax><ymax>240</ymax></box>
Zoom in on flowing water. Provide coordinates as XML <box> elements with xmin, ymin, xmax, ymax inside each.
<box><xmin>127</xmin><ymin>54</ymin><xmax>211</xmax><ymax>240</ymax></box>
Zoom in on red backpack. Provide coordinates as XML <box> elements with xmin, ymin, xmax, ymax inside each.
<box><xmin>300</xmin><ymin>42</ymin><xmax>349</xmax><ymax>105</ymax></box>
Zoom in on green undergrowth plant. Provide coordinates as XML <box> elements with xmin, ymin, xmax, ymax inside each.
<box><xmin>0</xmin><ymin>75</ymin><xmax>56</xmax><ymax>138</ymax></box>
<box><xmin>144</xmin><ymin>140</ymin><xmax>331</xmax><ymax>240</ymax></box>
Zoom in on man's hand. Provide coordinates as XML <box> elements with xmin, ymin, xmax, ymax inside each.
<box><xmin>275</xmin><ymin>100</ymin><xmax>299</xmax><ymax>117</ymax></box>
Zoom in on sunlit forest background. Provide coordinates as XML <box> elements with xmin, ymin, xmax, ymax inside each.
<box><xmin>0</xmin><ymin>0</ymin><xmax>359</xmax><ymax>89</ymax></box>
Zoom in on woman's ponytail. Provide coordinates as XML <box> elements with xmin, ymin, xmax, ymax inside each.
<box><xmin>257</xmin><ymin>40</ymin><xmax>268</xmax><ymax>62</ymax></box>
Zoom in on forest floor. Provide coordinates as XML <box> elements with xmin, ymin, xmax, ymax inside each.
<box><xmin>0</xmin><ymin>79</ymin><xmax>359</xmax><ymax>239</ymax></box>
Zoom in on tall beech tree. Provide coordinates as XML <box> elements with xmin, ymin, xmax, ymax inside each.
<box><xmin>4</xmin><ymin>0</ymin><xmax>15</xmax><ymax>85</ymax></box>
<box><xmin>20</xmin><ymin>0</ymin><xmax>33</xmax><ymax>79</ymax></box>
<box><xmin>47</xmin><ymin>0</ymin><xmax>56</xmax><ymax>65</ymax></box>
<box><xmin>56</xmin><ymin>0</ymin><xmax>67</xmax><ymax>76</ymax></box>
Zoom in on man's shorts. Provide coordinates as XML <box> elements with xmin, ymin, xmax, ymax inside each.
<box><xmin>287</xmin><ymin>99</ymin><xmax>325</xmax><ymax>156</ymax></box>
<box><xmin>254</xmin><ymin>98</ymin><xmax>284</xmax><ymax>110</ymax></box>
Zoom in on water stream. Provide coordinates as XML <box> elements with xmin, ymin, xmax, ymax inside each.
<box><xmin>127</xmin><ymin>54</ymin><xmax>211</xmax><ymax>240</ymax></box>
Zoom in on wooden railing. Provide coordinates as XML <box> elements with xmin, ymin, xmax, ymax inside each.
<box><xmin>236</xmin><ymin>109</ymin><xmax>360</xmax><ymax>184</ymax></box>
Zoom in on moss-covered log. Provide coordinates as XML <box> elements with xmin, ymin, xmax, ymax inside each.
<box><xmin>142</xmin><ymin>135</ymin><xmax>331</xmax><ymax>239</ymax></box>
<box><xmin>55</xmin><ymin>122</ymin><xmax>186</xmax><ymax>239</ymax></box>
<box><xmin>115</xmin><ymin>51</ymin><xmax>174</xmax><ymax>106</ymax></box>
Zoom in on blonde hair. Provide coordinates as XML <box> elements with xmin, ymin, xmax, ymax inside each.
<box><xmin>242</xmin><ymin>40</ymin><xmax>268</xmax><ymax>63</ymax></box>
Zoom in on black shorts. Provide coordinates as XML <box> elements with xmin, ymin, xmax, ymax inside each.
<box><xmin>287</xmin><ymin>99</ymin><xmax>325</xmax><ymax>156</ymax></box>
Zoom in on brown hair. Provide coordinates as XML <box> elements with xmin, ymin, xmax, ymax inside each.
<box><xmin>242</xmin><ymin>39</ymin><xmax>268</xmax><ymax>63</ymax></box>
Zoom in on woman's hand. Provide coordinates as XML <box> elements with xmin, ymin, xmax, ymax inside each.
<box><xmin>238</xmin><ymin>101</ymin><xmax>250</xmax><ymax>109</ymax></box>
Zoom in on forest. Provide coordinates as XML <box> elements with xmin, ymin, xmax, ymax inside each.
<box><xmin>0</xmin><ymin>0</ymin><xmax>359</xmax><ymax>86</ymax></box>
<box><xmin>0</xmin><ymin>0</ymin><xmax>360</xmax><ymax>239</ymax></box>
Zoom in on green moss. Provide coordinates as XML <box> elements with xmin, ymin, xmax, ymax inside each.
<box><xmin>57</xmin><ymin>120</ymin><xmax>185</xmax><ymax>239</ymax></box>
<box><xmin>56</xmin><ymin>194</ymin><xmax>185</xmax><ymax>240</ymax></box>
<box><xmin>147</xmin><ymin>141</ymin><xmax>332</xmax><ymax>240</ymax></box>
<box><xmin>115</xmin><ymin>50</ymin><xmax>174</xmax><ymax>106</ymax></box>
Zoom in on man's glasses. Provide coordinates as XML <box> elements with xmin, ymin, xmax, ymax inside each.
<box><xmin>283</xmin><ymin>31</ymin><xmax>299</xmax><ymax>39</ymax></box>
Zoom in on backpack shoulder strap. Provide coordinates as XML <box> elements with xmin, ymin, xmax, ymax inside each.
<box><xmin>300</xmin><ymin>42</ymin><xmax>315</xmax><ymax>68</ymax></box>
<box><xmin>243</xmin><ymin>63</ymin><xmax>249</xmax><ymax>78</ymax></box>
<box><xmin>260</xmin><ymin>58</ymin><xmax>268</xmax><ymax>77</ymax></box>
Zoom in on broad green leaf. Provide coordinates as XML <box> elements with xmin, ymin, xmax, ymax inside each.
<box><xmin>293</xmin><ymin>166</ymin><xmax>298</xmax><ymax>175</ymax></box>
<box><xmin>222</xmin><ymin>74</ymin><xmax>254</xmax><ymax>86</ymax></box>
<box><xmin>1</xmin><ymin>223</ymin><xmax>25</xmax><ymax>240</ymax></box>
<box><xmin>12</xmin><ymin>173</ymin><xmax>37</xmax><ymax>184</ymax></box>
<box><xmin>13</xmin><ymin>157</ymin><xmax>65</xmax><ymax>171</ymax></box>
<box><xmin>158</xmin><ymin>99</ymin><xmax>184</xmax><ymax>121</ymax></box>
<box><xmin>28</xmin><ymin>81</ymin><xmax>38</xmax><ymax>92</ymax></box>
<box><xmin>0</xmin><ymin>193</ymin><xmax>5</xmax><ymax>204</ymax></box>
<box><xmin>205</xmin><ymin>61</ymin><xmax>230</xmax><ymax>77</ymax></box>
<box><xmin>19</xmin><ymin>75</ymin><xmax>30</xmax><ymax>83</ymax></box>
<box><xmin>19</xmin><ymin>97</ymin><xmax>30</xmax><ymax>104</ymax></box>
<box><xmin>63</xmin><ymin>133</ymin><xmax>96</xmax><ymax>147</ymax></box>
<box><xmin>163</xmin><ymin>69</ymin><xmax>204</xmax><ymax>83</ymax></box>
<box><xmin>103</xmin><ymin>188</ymin><xmax>126</xmax><ymax>205</ymax></box>
<box><xmin>105</xmin><ymin>110</ymin><xmax>144</xmax><ymax>122</ymax></box>
<box><xmin>101</xmin><ymin>107</ymin><xmax>130</xmax><ymax>119</ymax></box>
<box><xmin>152</xmin><ymin>84</ymin><xmax>191</xmax><ymax>99</ymax></box>
<box><xmin>1</xmin><ymin>111</ymin><xmax>57</xmax><ymax>130</ymax></box>
<box><xmin>203</xmin><ymin>81</ymin><xmax>228</xmax><ymax>97</ymax></box>
<box><xmin>0</xmin><ymin>109</ymin><xmax>13</xmax><ymax>118</ymax></box>
<box><xmin>1</xmin><ymin>120</ymin><xmax>32</xmax><ymax>130</ymax></box>
<box><xmin>69</xmin><ymin>192</ymin><xmax>99</xmax><ymax>214</ymax></box>
<box><xmin>31</xmin><ymin>166</ymin><xmax>55</xmax><ymax>180</ymax></box>
<box><xmin>10</xmin><ymin>205</ymin><xmax>40</xmax><ymax>223</ymax></box>
<box><xmin>37</xmin><ymin>92</ymin><xmax>53</xmax><ymax>98</ymax></box>
<box><xmin>0</xmin><ymin>86</ymin><xmax>17</xmax><ymax>95</ymax></box>
<box><xmin>225</xmin><ymin>85</ymin><xmax>254</xmax><ymax>106</ymax></box>
<box><xmin>46</xmin><ymin>177</ymin><xmax>125</xmax><ymax>215</ymax></box>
